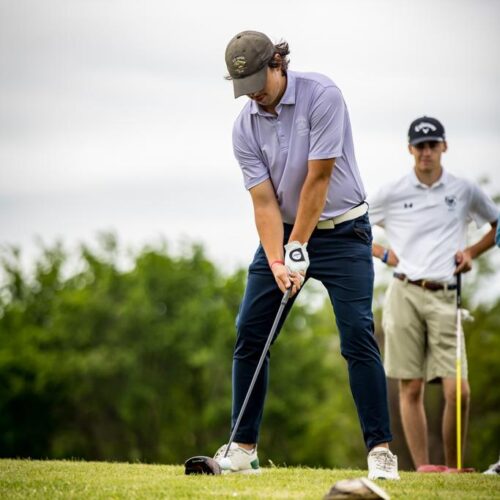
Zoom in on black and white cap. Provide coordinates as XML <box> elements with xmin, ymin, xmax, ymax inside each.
<box><xmin>408</xmin><ymin>116</ymin><xmax>446</xmax><ymax>145</ymax></box>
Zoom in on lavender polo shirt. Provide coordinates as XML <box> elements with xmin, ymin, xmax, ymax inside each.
<box><xmin>232</xmin><ymin>70</ymin><xmax>366</xmax><ymax>224</ymax></box>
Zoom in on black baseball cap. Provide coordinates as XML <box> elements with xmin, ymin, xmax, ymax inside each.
<box><xmin>408</xmin><ymin>116</ymin><xmax>446</xmax><ymax>145</ymax></box>
<box><xmin>225</xmin><ymin>31</ymin><xmax>275</xmax><ymax>98</ymax></box>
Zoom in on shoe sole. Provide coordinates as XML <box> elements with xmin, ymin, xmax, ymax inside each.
<box><xmin>221</xmin><ymin>468</ymin><xmax>261</xmax><ymax>475</ymax></box>
<box><xmin>367</xmin><ymin>474</ymin><xmax>400</xmax><ymax>481</ymax></box>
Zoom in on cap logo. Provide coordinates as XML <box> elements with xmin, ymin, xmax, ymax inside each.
<box><xmin>415</xmin><ymin>122</ymin><xmax>437</xmax><ymax>134</ymax></box>
<box><xmin>232</xmin><ymin>56</ymin><xmax>247</xmax><ymax>74</ymax></box>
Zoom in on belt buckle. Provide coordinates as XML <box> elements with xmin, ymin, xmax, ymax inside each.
<box><xmin>317</xmin><ymin>219</ymin><xmax>335</xmax><ymax>230</ymax></box>
<box><xmin>421</xmin><ymin>280</ymin><xmax>427</xmax><ymax>289</ymax></box>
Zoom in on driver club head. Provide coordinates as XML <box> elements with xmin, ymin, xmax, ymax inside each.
<box><xmin>184</xmin><ymin>456</ymin><xmax>222</xmax><ymax>475</ymax></box>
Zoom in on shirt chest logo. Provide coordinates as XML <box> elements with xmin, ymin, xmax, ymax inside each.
<box><xmin>445</xmin><ymin>195</ymin><xmax>457</xmax><ymax>210</ymax></box>
<box><xmin>295</xmin><ymin>116</ymin><xmax>309</xmax><ymax>137</ymax></box>
<box><xmin>404</xmin><ymin>202</ymin><xmax>413</xmax><ymax>209</ymax></box>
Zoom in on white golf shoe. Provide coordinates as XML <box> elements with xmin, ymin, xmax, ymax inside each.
<box><xmin>214</xmin><ymin>442</ymin><xmax>261</xmax><ymax>474</ymax></box>
<box><xmin>483</xmin><ymin>455</ymin><xmax>500</xmax><ymax>475</ymax></box>
<box><xmin>367</xmin><ymin>447</ymin><xmax>400</xmax><ymax>480</ymax></box>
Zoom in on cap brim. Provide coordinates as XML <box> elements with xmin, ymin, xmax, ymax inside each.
<box><xmin>232</xmin><ymin>65</ymin><xmax>268</xmax><ymax>99</ymax></box>
<box><xmin>410</xmin><ymin>137</ymin><xmax>445</xmax><ymax>145</ymax></box>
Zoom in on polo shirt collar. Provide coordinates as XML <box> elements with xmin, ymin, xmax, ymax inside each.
<box><xmin>249</xmin><ymin>99</ymin><xmax>261</xmax><ymax>115</ymax></box>
<box><xmin>279</xmin><ymin>71</ymin><xmax>296</xmax><ymax>106</ymax></box>
<box><xmin>410</xmin><ymin>168</ymin><xmax>448</xmax><ymax>189</ymax></box>
<box><xmin>249</xmin><ymin>71</ymin><xmax>296</xmax><ymax>115</ymax></box>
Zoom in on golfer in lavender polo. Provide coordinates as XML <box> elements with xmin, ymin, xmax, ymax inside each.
<box><xmin>213</xmin><ymin>31</ymin><xmax>399</xmax><ymax>480</ymax></box>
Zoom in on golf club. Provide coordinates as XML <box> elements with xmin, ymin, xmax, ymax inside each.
<box><xmin>185</xmin><ymin>287</ymin><xmax>292</xmax><ymax>475</ymax></box>
<box><xmin>447</xmin><ymin>271</ymin><xmax>474</xmax><ymax>473</ymax></box>
<box><xmin>456</xmin><ymin>272</ymin><xmax>462</xmax><ymax>471</ymax></box>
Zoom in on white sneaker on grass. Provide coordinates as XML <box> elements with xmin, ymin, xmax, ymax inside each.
<box><xmin>367</xmin><ymin>447</ymin><xmax>400</xmax><ymax>480</ymax></box>
<box><xmin>214</xmin><ymin>442</ymin><xmax>261</xmax><ymax>474</ymax></box>
<box><xmin>483</xmin><ymin>455</ymin><xmax>500</xmax><ymax>475</ymax></box>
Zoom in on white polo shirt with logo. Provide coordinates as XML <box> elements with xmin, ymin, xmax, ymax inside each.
<box><xmin>368</xmin><ymin>169</ymin><xmax>498</xmax><ymax>283</ymax></box>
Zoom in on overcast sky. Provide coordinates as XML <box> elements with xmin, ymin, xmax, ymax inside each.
<box><xmin>1</xmin><ymin>0</ymin><xmax>499</xmax><ymax>284</ymax></box>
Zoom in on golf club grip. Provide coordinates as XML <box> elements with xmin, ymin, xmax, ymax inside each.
<box><xmin>224</xmin><ymin>288</ymin><xmax>292</xmax><ymax>457</ymax></box>
<box><xmin>456</xmin><ymin>272</ymin><xmax>461</xmax><ymax>308</ymax></box>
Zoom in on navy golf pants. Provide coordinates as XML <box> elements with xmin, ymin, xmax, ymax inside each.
<box><xmin>231</xmin><ymin>213</ymin><xmax>392</xmax><ymax>450</ymax></box>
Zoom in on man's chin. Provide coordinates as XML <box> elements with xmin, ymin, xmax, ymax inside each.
<box><xmin>418</xmin><ymin>162</ymin><xmax>435</xmax><ymax>171</ymax></box>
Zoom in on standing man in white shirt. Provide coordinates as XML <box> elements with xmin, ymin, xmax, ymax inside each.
<box><xmin>214</xmin><ymin>30</ymin><xmax>399</xmax><ymax>479</ymax></box>
<box><xmin>369</xmin><ymin>116</ymin><xmax>498</xmax><ymax>471</ymax></box>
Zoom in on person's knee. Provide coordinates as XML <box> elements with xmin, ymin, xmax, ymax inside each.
<box><xmin>460</xmin><ymin>382</ymin><xmax>471</xmax><ymax>404</ymax></box>
<box><xmin>339</xmin><ymin>318</ymin><xmax>377</xmax><ymax>360</ymax></box>
<box><xmin>399</xmin><ymin>379</ymin><xmax>424</xmax><ymax>404</ymax></box>
<box><xmin>443</xmin><ymin>380</ymin><xmax>470</xmax><ymax>407</ymax></box>
<box><xmin>234</xmin><ymin>317</ymin><xmax>267</xmax><ymax>361</ymax></box>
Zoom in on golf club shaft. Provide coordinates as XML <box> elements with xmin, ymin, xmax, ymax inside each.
<box><xmin>224</xmin><ymin>288</ymin><xmax>292</xmax><ymax>457</ymax></box>
<box><xmin>456</xmin><ymin>272</ymin><xmax>462</xmax><ymax>470</ymax></box>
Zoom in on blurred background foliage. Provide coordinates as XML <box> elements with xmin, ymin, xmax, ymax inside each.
<box><xmin>0</xmin><ymin>236</ymin><xmax>498</xmax><ymax>470</ymax></box>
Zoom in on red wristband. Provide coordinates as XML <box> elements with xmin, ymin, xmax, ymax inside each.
<box><xmin>270</xmin><ymin>259</ymin><xmax>285</xmax><ymax>269</ymax></box>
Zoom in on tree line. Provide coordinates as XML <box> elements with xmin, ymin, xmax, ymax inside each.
<box><xmin>0</xmin><ymin>236</ymin><xmax>498</xmax><ymax>470</ymax></box>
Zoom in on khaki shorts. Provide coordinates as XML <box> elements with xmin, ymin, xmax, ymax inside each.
<box><xmin>382</xmin><ymin>278</ymin><xmax>468</xmax><ymax>382</ymax></box>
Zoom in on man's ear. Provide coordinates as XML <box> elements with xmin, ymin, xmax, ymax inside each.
<box><xmin>442</xmin><ymin>141</ymin><xmax>448</xmax><ymax>153</ymax></box>
<box><xmin>408</xmin><ymin>144</ymin><xmax>413</xmax><ymax>154</ymax></box>
<box><xmin>269</xmin><ymin>53</ymin><xmax>282</xmax><ymax>69</ymax></box>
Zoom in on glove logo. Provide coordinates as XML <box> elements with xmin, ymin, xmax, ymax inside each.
<box><xmin>290</xmin><ymin>249</ymin><xmax>305</xmax><ymax>262</ymax></box>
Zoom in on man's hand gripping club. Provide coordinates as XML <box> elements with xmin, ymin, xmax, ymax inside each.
<box><xmin>271</xmin><ymin>241</ymin><xmax>310</xmax><ymax>297</ymax></box>
<box><xmin>285</xmin><ymin>240</ymin><xmax>310</xmax><ymax>275</ymax></box>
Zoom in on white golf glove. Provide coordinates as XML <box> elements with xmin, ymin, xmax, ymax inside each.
<box><xmin>461</xmin><ymin>308</ymin><xmax>474</xmax><ymax>322</ymax></box>
<box><xmin>284</xmin><ymin>241</ymin><xmax>309</xmax><ymax>275</ymax></box>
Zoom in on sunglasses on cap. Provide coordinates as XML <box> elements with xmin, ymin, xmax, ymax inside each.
<box><xmin>413</xmin><ymin>141</ymin><xmax>441</xmax><ymax>150</ymax></box>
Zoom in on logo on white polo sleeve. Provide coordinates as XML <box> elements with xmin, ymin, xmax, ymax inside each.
<box><xmin>295</xmin><ymin>116</ymin><xmax>309</xmax><ymax>137</ymax></box>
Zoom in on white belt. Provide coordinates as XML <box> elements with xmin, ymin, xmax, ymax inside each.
<box><xmin>316</xmin><ymin>202</ymin><xmax>368</xmax><ymax>230</ymax></box>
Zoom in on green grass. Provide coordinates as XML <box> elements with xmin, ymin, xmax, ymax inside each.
<box><xmin>0</xmin><ymin>459</ymin><xmax>498</xmax><ymax>499</ymax></box>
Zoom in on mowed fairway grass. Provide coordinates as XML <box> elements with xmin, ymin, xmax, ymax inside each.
<box><xmin>0</xmin><ymin>459</ymin><xmax>498</xmax><ymax>499</ymax></box>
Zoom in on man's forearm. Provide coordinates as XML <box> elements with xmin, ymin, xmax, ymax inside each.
<box><xmin>254</xmin><ymin>202</ymin><xmax>285</xmax><ymax>265</ymax></box>
<box><xmin>466</xmin><ymin>222</ymin><xmax>497</xmax><ymax>259</ymax></box>
<box><xmin>289</xmin><ymin>162</ymin><xmax>333</xmax><ymax>243</ymax></box>
<box><xmin>372</xmin><ymin>242</ymin><xmax>385</xmax><ymax>259</ymax></box>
